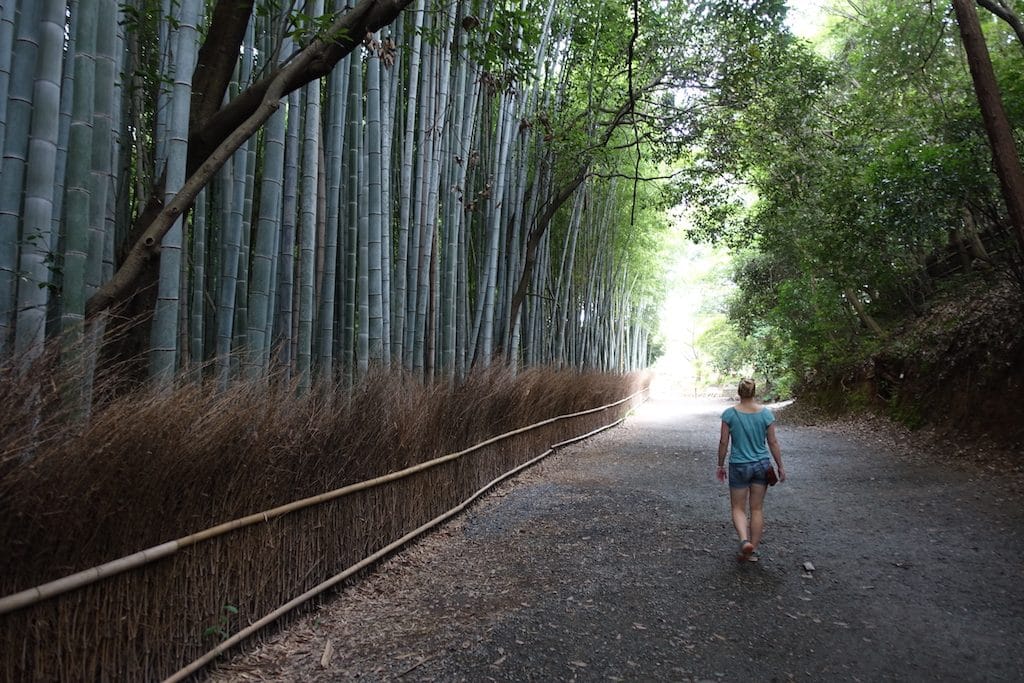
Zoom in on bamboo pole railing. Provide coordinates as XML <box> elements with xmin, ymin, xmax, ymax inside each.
<box><xmin>0</xmin><ymin>388</ymin><xmax>645</xmax><ymax>617</ymax></box>
<box><xmin>163</xmin><ymin>414</ymin><xmax>633</xmax><ymax>682</ymax></box>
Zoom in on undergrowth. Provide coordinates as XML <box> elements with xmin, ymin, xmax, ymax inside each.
<box><xmin>0</xmin><ymin>364</ymin><xmax>645</xmax><ymax>589</ymax></box>
<box><xmin>797</xmin><ymin>275</ymin><xmax>1024</xmax><ymax>446</ymax></box>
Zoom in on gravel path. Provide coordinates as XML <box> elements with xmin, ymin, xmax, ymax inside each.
<box><xmin>208</xmin><ymin>397</ymin><xmax>1024</xmax><ymax>682</ymax></box>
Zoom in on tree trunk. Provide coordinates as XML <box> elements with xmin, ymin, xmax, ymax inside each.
<box><xmin>843</xmin><ymin>287</ymin><xmax>886</xmax><ymax>338</ymax></box>
<box><xmin>190</xmin><ymin>0</ymin><xmax>255</xmax><ymax>128</ymax></box>
<box><xmin>953</xmin><ymin>0</ymin><xmax>1024</xmax><ymax>255</ymax></box>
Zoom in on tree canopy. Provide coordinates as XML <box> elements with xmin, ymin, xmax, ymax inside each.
<box><xmin>687</xmin><ymin>0</ymin><xmax>1024</xmax><ymax>390</ymax></box>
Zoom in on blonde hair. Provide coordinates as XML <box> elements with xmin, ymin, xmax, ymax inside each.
<box><xmin>738</xmin><ymin>378</ymin><xmax>756</xmax><ymax>399</ymax></box>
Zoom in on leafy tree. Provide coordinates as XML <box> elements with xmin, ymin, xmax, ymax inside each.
<box><xmin>685</xmin><ymin>0</ymin><xmax>1024</xmax><ymax>391</ymax></box>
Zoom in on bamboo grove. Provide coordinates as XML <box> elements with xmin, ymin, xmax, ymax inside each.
<box><xmin>0</xmin><ymin>0</ymin><xmax>790</xmax><ymax>392</ymax></box>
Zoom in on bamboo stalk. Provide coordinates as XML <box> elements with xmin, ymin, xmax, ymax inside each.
<box><xmin>163</xmin><ymin>410</ymin><xmax>635</xmax><ymax>682</ymax></box>
<box><xmin>0</xmin><ymin>388</ymin><xmax>646</xmax><ymax>616</ymax></box>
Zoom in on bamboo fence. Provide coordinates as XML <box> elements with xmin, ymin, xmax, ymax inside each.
<box><xmin>0</xmin><ymin>388</ymin><xmax>647</xmax><ymax>681</ymax></box>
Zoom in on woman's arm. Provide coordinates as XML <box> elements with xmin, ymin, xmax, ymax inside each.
<box><xmin>717</xmin><ymin>421</ymin><xmax>730</xmax><ymax>466</ymax></box>
<box><xmin>717</xmin><ymin>421</ymin><xmax>730</xmax><ymax>482</ymax></box>
<box><xmin>766</xmin><ymin>423</ymin><xmax>785</xmax><ymax>482</ymax></box>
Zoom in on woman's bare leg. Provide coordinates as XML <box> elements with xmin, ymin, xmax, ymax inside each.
<box><xmin>729</xmin><ymin>486</ymin><xmax>750</xmax><ymax>543</ymax></box>
<box><xmin>748</xmin><ymin>483</ymin><xmax>767</xmax><ymax>549</ymax></box>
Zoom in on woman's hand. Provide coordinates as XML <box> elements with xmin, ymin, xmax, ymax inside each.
<box><xmin>716</xmin><ymin>465</ymin><xmax>727</xmax><ymax>483</ymax></box>
<box><xmin>777</xmin><ymin>464</ymin><xmax>786</xmax><ymax>483</ymax></box>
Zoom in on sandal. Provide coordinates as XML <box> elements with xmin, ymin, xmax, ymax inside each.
<box><xmin>746</xmin><ymin>550</ymin><xmax>760</xmax><ymax>563</ymax></box>
<box><xmin>739</xmin><ymin>539</ymin><xmax>754</xmax><ymax>558</ymax></box>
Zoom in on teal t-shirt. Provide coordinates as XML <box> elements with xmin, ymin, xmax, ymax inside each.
<box><xmin>721</xmin><ymin>406</ymin><xmax>775</xmax><ymax>464</ymax></box>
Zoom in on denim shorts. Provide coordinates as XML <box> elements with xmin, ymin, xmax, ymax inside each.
<box><xmin>728</xmin><ymin>459</ymin><xmax>771</xmax><ymax>489</ymax></box>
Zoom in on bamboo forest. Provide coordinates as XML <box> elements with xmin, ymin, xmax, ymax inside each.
<box><xmin>0</xmin><ymin>0</ymin><xmax>704</xmax><ymax>388</ymax></box>
<box><xmin>2</xmin><ymin>0</ymin><xmax>1023</xmax><ymax>679</ymax></box>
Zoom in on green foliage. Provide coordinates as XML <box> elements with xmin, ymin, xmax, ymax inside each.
<box><xmin>697</xmin><ymin>316</ymin><xmax>750</xmax><ymax>375</ymax></box>
<box><xmin>463</xmin><ymin>0</ymin><xmax>541</xmax><ymax>85</ymax></box>
<box><xmin>679</xmin><ymin>0</ymin><xmax>1024</xmax><ymax>391</ymax></box>
<box><xmin>202</xmin><ymin>603</ymin><xmax>238</xmax><ymax>641</ymax></box>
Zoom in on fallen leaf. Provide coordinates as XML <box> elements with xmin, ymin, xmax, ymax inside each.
<box><xmin>319</xmin><ymin>640</ymin><xmax>334</xmax><ymax>668</ymax></box>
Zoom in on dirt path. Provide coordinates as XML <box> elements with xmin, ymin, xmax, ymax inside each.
<box><xmin>208</xmin><ymin>397</ymin><xmax>1024</xmax><ymax>682</ymax></box>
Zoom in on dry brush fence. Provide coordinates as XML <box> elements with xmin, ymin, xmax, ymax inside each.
<box><xmin>0</xmin><ymin>367</ymin><xmax>649</xmax><ymax>681</ymax></box>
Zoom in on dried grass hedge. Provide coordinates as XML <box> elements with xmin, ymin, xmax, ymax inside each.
<box><xmin>0</xmin><ymin>363</ymin><xmax>650</xmax><ymax>681</ymax></box>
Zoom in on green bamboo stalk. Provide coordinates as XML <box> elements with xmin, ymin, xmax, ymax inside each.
<box><xmin>190</xmin><ymin>189</ymin><xmax>207</xmax><ymax>368</ymax></box>
<box><xmin>275</xmin><ymin>88</ymin><xmax>301</xmax><ymax>376</ymax></box>
<box><xmin>367</xmin><ymin>32</ymin><xmax>385</xmax><ymax>365</ymax></box>
<box><xmin>50</xmin><ymin>0</ymin><xmax>75</xmax><ymax>266</ymax></box>
<box><xmin>57</xmin><ymin>0</ymin><xmax>97</xmax><ymax>346</ymax></box>
<box><xmin>440</xmin><ymin>58</ymin><xmax>463</xmax><ymax>376</ymax></box>
<box><xmin>232</xmin><ymin>24</ymin><xmax>258</xmax><ymax>373</ymax></box>
<box><xmin>150</xmin><ymin>0</ymin><xmax>201</xmax><ymax>382</ymax></box>
<box><xmin>356</xmin><ymin>47</ymin><xmax>370</xmax><ymax>374</ymax></box>
<box><xmin>408</xmin><ymin>15</ymin><xmax>436</xmax><ymax>372</ymax></box>
<box><xmin>153</xmin><ymin>0</ymin><xmax>170</xmax><ymax>174</ymax></box>
<box><xmin>380</xmin><ymin>27</ymin><xmax>397</xmax><ymax>361</ymax></box>
<box><xmin>317</xmin><ymin>54</ymin><xmax>348</xmax><ymax>378</ymax></box>
<box><xmin>297</xmin><ymin>0</ymin><xmax>324</xmax><ymax>389</ymax></box>
<box><xmin>343</xmin><ymin>51</ymin><xmax>361</xmax><ymax>377</ymax></box>
<box><xmin>472</xmin><ymin>95</ymin><xmax>517</xmax><ymax>367</ymax></box>
<box><xmin>246</xmin><ymin>104</ymin><xmax>286</xmax><ymax>378</ymax></box>
<box><xmin>215</xmin><ymin>147</ymin><xmax>246</xmax><ymax>385</ymax></box>
<box><xmin>86</xmin><ymin>0</ymin><xmax>117</xmax><ymax>296</ymax></box>
<box><xmin>0</xmin><ymin>0</ymin><xmax>17</xmax><ymax>155</ymax></box>
<box><xmin>453</xmin><ymin>50</ymin><xmax>482</xmax><ymax>378</ymax></box>
<box><xmin>419</xmin><ymin>11</ymin><xmax>455</xmax><ymax>378</ymax></box>
<box><xmin>0</xmin><ymin>0</ymin><xmax>42</xmax><ymax>360</ymax></box>
<box><xmin>106</xmin><ymin>6</ymin><xmax>124</xmax><ymax>286</ymax></box>
<box><xmin>358</xmin><ymin>152</ymin><xmax>369</xmax><ymax>376</ymax></box>
<box><xmin>554</xmin><ymin>187</ymin><xmax>585</xmax><ymax>366</ymax></box>
<box><xmin>14</xmin><ymin>0</ymin><xmax>70</xmax><ymax>365</ymax></box>
<box><xmin>394</xmin><ymin>0</ymin><xmax>426</xmax><ymax>364</ymax></box>
<box><xmin>333</xmin><ymin>92</ymin><xmax>350</xmax><ymax>368</ymax></box>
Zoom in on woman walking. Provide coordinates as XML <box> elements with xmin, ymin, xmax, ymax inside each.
<box><xmin>716</xmin><ymin>378</ymin><xmax>785</xmax><ymax>561</ymax></box>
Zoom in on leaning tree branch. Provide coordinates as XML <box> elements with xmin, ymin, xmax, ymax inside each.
<box><xmin>186</xmin><ymin>0</ymin><xmax>410</xmax><ymax>176</ymax></box>
<box><xmin>590</xmin><ymin>169</ymin><xmax>687</xmax><ymax>182</ymax></box>
<box><xmin>85</xmin><ymin>0</ymin><xmax>414</xmax><ymax>319</ymax></box>
<box><xmin>976</xmin><ymin>0</ymin><xmax>1024</xmax><ymax>49</ymax></box>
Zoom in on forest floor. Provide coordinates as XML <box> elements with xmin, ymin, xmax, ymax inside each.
<box><xmin>206</xmin><ymin>390</ymin><xmax>1024</xmax><ymax>682</ymax></box>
